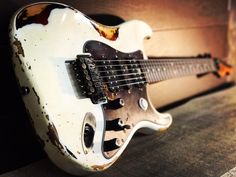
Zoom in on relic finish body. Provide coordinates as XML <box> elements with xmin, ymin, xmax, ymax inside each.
<box><xmin>10</xmin><ymin>2</ymin><xmax>172</xmax><ymax>174</ymax></box>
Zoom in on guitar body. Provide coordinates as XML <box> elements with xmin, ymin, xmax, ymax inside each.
<box><xmin>10</xmin><ymin>2</ymin><xmax>172</xmax><ymax>174</ymax></box>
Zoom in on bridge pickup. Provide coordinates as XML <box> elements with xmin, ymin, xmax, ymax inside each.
<box><xmin>70</xmin><ymin>55</ymin><xmax>107</xmax><ymax>104</ymax></box>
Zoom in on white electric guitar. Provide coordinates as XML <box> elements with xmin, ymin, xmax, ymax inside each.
<box><xmin>10</xmin><ymin>2</ymin><xmax>232</xmax><ymax>175</ymax></box>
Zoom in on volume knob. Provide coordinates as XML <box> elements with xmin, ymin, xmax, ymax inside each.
<box><xmin>105</xmin><ymin>98</ymin><xmax>125</xmax><ymax>109</ymax></box>
<box><xmin>138</xmin><ymin>97</ymin><xmax>148</xmax><ymax>111</ymax></box>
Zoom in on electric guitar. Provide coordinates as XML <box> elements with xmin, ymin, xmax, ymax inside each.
<box><xmin>10</xmin><ymin>2</ymin><xmax>232</xmax><ymax>175</ymax></box>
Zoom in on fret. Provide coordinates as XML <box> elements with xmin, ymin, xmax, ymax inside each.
<box><xmin>144</xmin><ymin>60</ymin><xmax>151</xmax><ymax>82</ymax></box>
<box><xmin>160</xmin><ymin>63</ymin><xmax>164</xmax><ymax>79</ymax></box>
<box><xmin>141</xmin><ymin>58</ymin><xmax>217</xmax><ymax>83</ymax></box>
<box><xmin>151</xmin><ymin>60</ymin><xmax>155</xmax><ymax>82</ymax></box>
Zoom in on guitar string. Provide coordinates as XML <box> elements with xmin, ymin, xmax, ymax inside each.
<box><xmin>94</xmin><ymin>59</ymin><xmax>215</xmax><ymax>72</ymax></box>
<box><xmin>76</xmin><ymin>58</ymin><xmax>216</xmax><ymax>88</ymax></box>
<box><xmin>94</xmin><ymin>60</ymin><xmax>214</xmax><ymax>72</ymax></box>
<box><xmin>95</xmin><ymin>60</ymin><xmax>216</xmax><ymax>86</ymax></box>
<box><xmin>101</xmin><ymin>66</ymin><xmax>215</xmax><ymax>89</ymax></box>
<box><xmin>92</xmin><ymin>58</ymin><xmax>213</xmax><ymax>62</ymax></box>
<box><xmin>79</xmin><ymin>57</ymin><xmax>215</xmax><ymax>76</ymax></box>
<box><xmin>95</xmin><ymin>60</ymin><xmax>212</xmax><ymax>68</ymax></box>
<box><xmin>99</xmin><ymin>67</ymin><xmax>208</xmax><ymax>80</ymax></box>
<box><xmin>108</xmin><ymin>80</ymin><xmax>146</xmax><ymax>88</ymax></box>
<box><xmin>95</xmin><ymin>62</ymin><xmax>214</xmax><ymax>76</ymax></box>
<box><xmin>101</xmin><ymin>70</ymin><xmax>204</xmax><ymax>89</ymax></box>
<box><xmin>97</xmin><ymin>59</ymin><xmax>217</xmax><ymax>87</ymax></box>
<box><xmin>102</xmin><ymin>76</ymin><xmax>146</xmax><ymax>84</ymax></box>
<box><xmin>99</xmin><ymin>67</ymin><xmax>214</xmax><ymax>87</ymax></box>
<box><xmin>101</xmin><ymin>70</ymin><xmax>199</xmax><ymax>85</ymax></box>
<box><xmin>96</xmin><ymin>63</ymin><xmax>215</xmax><ymax>75</ymax></box>
<box><xmin>100</xmin><ymin>69</ymin><xmax>211</xmax><ymax>85</ymax></box>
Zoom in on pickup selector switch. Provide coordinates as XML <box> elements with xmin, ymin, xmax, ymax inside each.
<box><xmin>139</xmin><ymin>98</ymin><xmax>148</xmax><ymax>111</ymax></box>
<box><xmin>105</xmin><ymin>98</ymin><xmax>124</xmax><ymax>109</ymax></box>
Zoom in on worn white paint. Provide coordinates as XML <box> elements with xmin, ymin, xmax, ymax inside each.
<box><xmin>10</xmin><ymin>2</ymin><xmax>172</xmax><ymax>175</ymax></box>
<box><xmin>221</xmin><ymin>166</ymin><xmax>236</xmax><ymax>177</ymax></box>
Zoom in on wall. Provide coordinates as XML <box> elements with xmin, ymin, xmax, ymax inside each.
<box><xmin>228</xmin><ymin>0</ymin><xmax>236</xmax><ymax>81</ymax></box>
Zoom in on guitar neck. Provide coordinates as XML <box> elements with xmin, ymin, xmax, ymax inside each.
<box><xmin>140</xmin><ymin>58</ymin><xmax>217</xmax><ymax>83</ymax></box>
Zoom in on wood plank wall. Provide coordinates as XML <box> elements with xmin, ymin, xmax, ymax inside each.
<box><xmin>228</xmin><ymin>0</ymin><xmax>236</xmax><ymax>81</ymax></box>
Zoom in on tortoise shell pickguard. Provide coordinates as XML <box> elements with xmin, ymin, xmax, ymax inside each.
<box><xmin>84</xmin><ymin>41</ymin><xmax>161</xmax><ymax>158</ymax></box>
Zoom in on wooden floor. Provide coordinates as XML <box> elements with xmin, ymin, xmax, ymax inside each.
<box><xmin>1</xmin><ymin>86</ymin><xmax>236</xmax><ymax>177</ymax></box>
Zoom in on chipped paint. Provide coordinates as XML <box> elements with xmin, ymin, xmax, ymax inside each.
<box><xmin>65</xmin><ymin>146</ymin><xmax>77</xmax><ymax>159</ymax></box>
<box><xmin>91</xmin><ymin>161</ymin><xmax>114</xmax><ymax>171</ymax></box>
<box><xmin>20</xmin><ymin>4</ymin><xmax>49</xmax><ymax>18</ymax></box>
<box><xmin>14</xmin><ymin>52</ymin><xmax>23</xmax><ymax>65</ymax></box>
<box><xmin>16</xmin><ymin>4</ymin><xmax>66</xmax><ymax>29</ymax></box>
<box><xmin>45</xmin><ymin>114</ymin><xmax>49</xmax><ymax>120</ymax></box>
<box><xmin>91</xmin><ymin>23</ymin><xmax>119</xmax><ymax>41</ymax></box>
<box><xmin>13</xmin><ymin>37</ymin><xmax>25</xmax><ymax>57</ymax></box>
<box><xmin>32</xmin><ymin>87</ymin><xmax>40</xmax><ymax>104</ymax></box>
<box><xmin>47</xmin><ymin>123</ymin><xmax>64</xmax><ymax>151</ymax></box>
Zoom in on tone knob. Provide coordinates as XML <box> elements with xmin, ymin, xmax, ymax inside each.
<box><xmin>104</xmin><ymin>98</ymin><xmax>125</xmax><ymax>109</ymax></box>
<box><xmin>138</xmin><ymin>98</ymin><xmax>148</xmax><ymax>111</ymax></box>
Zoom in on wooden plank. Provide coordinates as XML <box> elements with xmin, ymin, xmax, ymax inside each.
<box><xmin>228</xmin><ymin>0</ymin><xmax>236</xmax><ymax>82</ymax></box>
<box><xmin>146</xmin><ymin>25</ymin><xmax>228</xmax><ymax>107</ymax></box>
<box><xmin>58</xmin><ymin>0</ymin><xmax>228</xmax><ymax>30</ymax></box>
<box><xmin>0</xmin><ymin>0</ymin><xmax>228</xmax><ymax>44</ymax></box>
<box><xmin>145</xmin><ymin>25</ymin><xmax>228</xmax><ymax>57</ymax></box>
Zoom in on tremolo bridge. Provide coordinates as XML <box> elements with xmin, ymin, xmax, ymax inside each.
<box><xmin>71</xmin><ymin>55</ymin><xmax>107</xmax><ymax>104</ymax></box>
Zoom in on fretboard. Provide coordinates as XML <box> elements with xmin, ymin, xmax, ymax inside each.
<box><xmin>140</xmin><ymin>58</ymin><xmax>217</xmax><ymax>83</ymax></box>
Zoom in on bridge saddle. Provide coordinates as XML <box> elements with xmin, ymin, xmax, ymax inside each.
<box><xmin>71</xmin><ymin>55</ymin><xmax>107</xmax><ymax>104</ymax></box>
